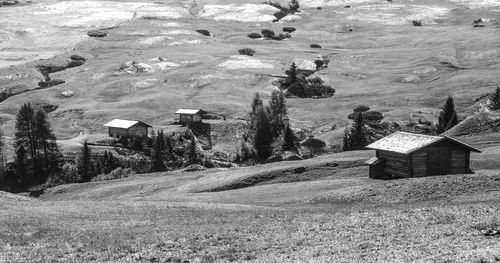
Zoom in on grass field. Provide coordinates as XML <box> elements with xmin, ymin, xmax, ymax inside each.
<box><xmin>1</xmin><ymin>149</ymin><xmax>499</xmax><ymax>262</ymax></box>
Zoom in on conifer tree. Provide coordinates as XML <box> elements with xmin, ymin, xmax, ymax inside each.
<box><xmin>282</xmin><ymin>125</ymin><xmax>296</xmax><ymax>152</ymax></box>
<box><xmin>14</xmin><ymin>103</ymin><xmax>60</xmax><ymax>186</ymax></box>
<box><xmin>289</xmin><ymin>0</ymin><xmax>300</xmax><ymax>12</ymax></box>
<box><xmin>343</xmin><ymin>112</ymin><xmax>368</xmax><ymax>151</ymax></box>
<box><xmin>289</xmin><ymin>62</ymin><xmax>298</xmax><ymax>83</ymax></box>
<box><xmin>187</xmin><ymin>136</ymin><xmax>200</xmax><ymax>165</ymax></box>
<box><xmin>490</xmin><ymin>85</ymin><xmax>500</xmax><ymax>111</ymax></box>
<box><xmin>15</xmin><ymin>145</ymin><xmax>27</xmax><ymax>186</ymax></box>
<box><xmin>269</xmin><ymin>90</ymin><xmax>288</xmax><ymax>137</ymax></box>
<box><xmin>437</xmin><ymin>95</ymin><xmax>459</xmax><ymax>134</ymax></box>
<box><xmin>253</xmin><ymin>105</ymin><xmax>274</xmax><ymax>161</ymax></box>
<box><xmin>152</xmin><ymin>130</ymin><xmax>166</xmax><ymax>172</ymax></box>
<box><xmin>77</xmin><ymin>141</ymin><xmax>93</xmax><ymax>182</ymax></box>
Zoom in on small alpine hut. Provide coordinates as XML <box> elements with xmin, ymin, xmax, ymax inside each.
<box><xmin>365</xmin><ymin>131</ymin><xmax>481</xmax><ymax>179</ymax></box>
<box><xmin>104</xmin><ymin>119</ymin><xmax>152</xmax><ymax>139</ymax></box>
<box><xmin>175</xmin><ymin>108</ymin><xmax>205</xmax><ymax>125</ymax></box>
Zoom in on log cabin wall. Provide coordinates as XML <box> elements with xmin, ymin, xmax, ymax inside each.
<box><xmin>377</xmin><ymin>150</ymin><xmax>411</xmax><ymax>178</ymax></box>
<box><xmin>411</xmin><ymin>151</ymin><xmax>427</xmax><ymax>177</ymax></box>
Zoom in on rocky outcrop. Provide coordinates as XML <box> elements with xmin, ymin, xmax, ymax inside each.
<box><xmin>87</xmin><ymin>30</ymin><xmax>107</xmax><ymax>37</ymax></box>
<box><xmin>195</xmin><ymin>29</ymin><xmax>210</xmax><ymax>36</ymax></box>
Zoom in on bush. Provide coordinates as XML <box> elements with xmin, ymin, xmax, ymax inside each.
<box><xmin>353</xmin><ymin>105</ymin><xmax>370</xmax><ymax>112</ymax></box>
<box><xmin>310</xmin><ymin>44</ymin><xmax>322</xmax><ymax>48</ymax></box>
<box><xmin>261</xmin><ymin>29</ymin><xmax>275</xmax><ymax>38</ymax></box>
<box><xmin>238</xmin><ymin>48</ymin><xmax>255</xmax><ymax>56</ymax></box>
<box><xmin>412</xmin><ymin>20</ymin><xmax>422</xmax><ymax>26</ymax></box>
<box><xmin>247</xmin><ymin>33</ymin><xmax>262</xmax><ymax>39</ymax></box>
<box><xmin>282</xmin><ymin>27</ymin><xmax>296</xmax><ymax>33</ymax></box>
<box><xmin>29</xmin><ymin>185</ymin><xmax>44</xmax><ymax>197</ymax></box>
<box><xmin>195</xmin><ymin>29</ymin><xmax>210</xmax><ymax>36</ymax></box>
<box><xmin>92</xmin><ymin>167</ymin><xmax>135</xmax><ymax>182</ymax></box>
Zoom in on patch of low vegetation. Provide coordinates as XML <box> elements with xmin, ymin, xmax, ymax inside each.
<box><xmin>276</xmin><ymin>62</ymin><xmax>335</xmax><ymax>98</ymax></box>
<box><xmin>238</xmin><ymin>48</ymin><xmax>255</xmax><ymax>56</ymax></box>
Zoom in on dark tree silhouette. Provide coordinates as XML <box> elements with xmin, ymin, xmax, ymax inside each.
<box><xmin>253</xmin><ymin>106</ymin><xmax>274</xmax><ymax>161</ymax></box>
<box><xmin>282</xmin><ymin>125</ymin><xmax>297</xmax><ymax>152</ymax></box>
<box><xmin>152</xmin><ymin>130</ymin><xmax>166</xmax><ymax>172</ymax></box>
<box><xmin>343</xmin><ymin>112</ymin><xmax>368</xmax><ymax>151</ymax></box>
<box><xmin>437</xmin><ymin>95</ymin><xmax>459</xmax><ymax>134</ymax></box>
<box><xmin>269</xmin><ymin>90</ymin><xmax>288</xmax><ymax>137</ymax></box>
<box><xmin>77</xmin><ymin>141</ymin><xmax>93</xmax><ymax>182</ymax></box>
<box><xmin>490</xmin><ymin>85</ymin><xmax>500</xmax><ymax>111</ymax></box>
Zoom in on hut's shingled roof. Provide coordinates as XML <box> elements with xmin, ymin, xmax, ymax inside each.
<box><xmin>175</xmin><ymin>109</ymin><xmax>202</xmax><ymax>115</ymax></box>
<box><xmin>366</xmin><ymin>132</ymin><xmax>481</xmax><ymax>154</ymax></box>
<box><xmin>104</xmin><ymin>119</ymin><xmax>151</xmax><ymax>129</ymax></box>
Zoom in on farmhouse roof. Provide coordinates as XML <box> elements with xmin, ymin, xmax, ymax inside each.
<box><xmin>366</xmin><ymin>132</ymin><xmax>481</xmax><ymax>154</ymax></box>
<box><xmin>104</xmin><ymin>119</ymin><xmax>152</xmax><ymax>129</ymax></box>
<box><xmin>175</xmin><ymin>108</ymin><xmax>204</xmax><ymax>115</ymax></box>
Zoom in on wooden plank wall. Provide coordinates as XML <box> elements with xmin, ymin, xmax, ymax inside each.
<box><xmin>451</xmin><ymin>149</ymin><xmax>468</xmax><ymax>174</ymax></box>
<box><xmin>378</xmin><ymin>150</ymin><xmax>411</xmax><ymax>178</ymax></box>
<box><xmin>412</xmin><ymin>151</ymin><xmax>427</xmax><ymax>177</ymax></box>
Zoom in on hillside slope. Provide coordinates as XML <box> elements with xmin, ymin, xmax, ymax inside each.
<box><xmin>0</xmin><ymin>0</ymin><xmax>499</xmax><ymax>142</ymax></box>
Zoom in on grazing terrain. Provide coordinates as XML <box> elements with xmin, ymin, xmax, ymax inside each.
<box><xmin>0</xmin><ymin>0</ymin><xmax>499</xmax><ymax>143</ymax></box>
<box><xmin>1</xmin><ymin>145</ymin><xmax>500</xmax><ymax>262</ymax></box>
<box><xmin>1</xmin><ymin>0</ymin><xmax>500</xmax><ymax>262</ymax></box>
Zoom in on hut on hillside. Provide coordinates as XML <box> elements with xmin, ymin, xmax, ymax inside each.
<box><xmin>175</xmin><ymin>108</ymin><xmax>206</xmax><ymax>125</ymax></box>
<box><xmin>104</xmin><ymin>119</ymin><xmax>151</xmax><ymax>138</ymax></box>
<box><xmin>364</xmin><ymin>132</ymin><xmax>481</xmax><ymax>179</ymax></box>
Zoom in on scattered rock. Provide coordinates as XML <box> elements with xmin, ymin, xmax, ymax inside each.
<box><xmin>87</xmin><ymin>30</ymin><xmax>107</xmax><ymax>37</ymax></box>
<box><xmin>353</xmin><ymin>105</ymin><xmax>370</xmax><ymax>113</ymax></box>
<box><xmin>70</xmin><ymin>55</ymin><xmax>86</xmax><ymax>62</ymax></box>
<box><xmin>412</xmin><ymin>20</ymin><xmax>422</xmax><ymax>26</ymax></box>
<box><xmin>57</xmin><ymin>90</ymin><xmax>74</xmax><ymax>98</ymax></box>
<box><xmin>183</xmin><ymin>164</ymin><xmax>206</xmax><ymax>172</ymax></box>
<box><xmin>314</xmin><ymin>56</ymin><xmax>329</xmax><ymax>71</ymax></box>
<box><xmin>282</xmin><ymin>27</ymin><xmax>296</xmax><ymax>33</ymax></box>
<box><xmin>247</xmin><ymin>33</ymin><xmax>262</xmax><ymax>39</ymax></box>
<box><xmin>36</xmin><ymin>64</ymin><xmax>67</xmax><ymax>77</ymax></box>
<box><xmin>195</xmin><ymin>29</ymin><xmax>210</xmax><ymax>36</ymax></box>
<box><xmin>117</xmin><ymin>61</ymin><xmax>154</xmax><ymax>74</ymax></box>
<box><xmin>293</xmin><ymin>167</ymin><xmax>306</xmax><ymax>174</ymax></box>
<box><xmin>38</xmin><ymin>79</ymin><xmax>65</xmax><ymax>88</ymax></box>
<box><xmin>310</xmin><ymin>44</ymin><xmax>322</xmax><ymax>49</ymax></box>
<box><xmin>261</xmin><ymin>29</ymin><xmax>275</xmax><ymax>38</ymax></box>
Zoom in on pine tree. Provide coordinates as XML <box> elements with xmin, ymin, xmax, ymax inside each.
<box><xmin>253</xmin><ymin>105</ymin><xmax>274</xmax><ymax>161</ymax></box>
<box><xmin>289</xmin><ymin>62</ymin><xmax>298</xmax><ymax>83</ymax></box>
<box><xmin>187</xmin><ymin>136</ymin><xmax>200</xmax><ymax>165</ymax></box>
<box><xmin>344</xmin><ymin>112</ymin><xmax>368</xmax><ymax>151</ymax></box>
<box><xmin>490</xmin><ymin>86</ymin><xmax>500</xmax><ymax>111</ymax></box>
<box><xmin>249</xmin><ymin>93</ymin><xmax>264</xmax><ymax>138</ymax></box>
<box><xmin>437</xmin><ymin>95</ymin><xmax>459</xmax><ymax>134</ymax></box>
<box><xmin>282</xmin><ymin>125</ymin><xmax>296</xmax><ymax>152</ymax></box>
<box><xmin>15</xmin><ymin>145</ymin><xmax>27</xmax><ymax>186</ymax></box>
<box><xmin>269</xmin><ymin>90</ymin><xmax>288</xmax><ymax>137</ymax></box>
<box><xmin>14</xmin><ymin>103</ymin><xmax>60</xmax><ymax>186</ymax></box>
<box><xmin>152</xmin><ymin>130</ymin><xmax>166</xmax><ymax>172</ymax></box>
<box><xmin>77</xmin><ymin>141</ymin><xmax>93</xmax><ymax>182</ymax></box>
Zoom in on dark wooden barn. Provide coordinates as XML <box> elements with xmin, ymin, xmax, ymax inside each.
<box><xmin>364</xmin><ymin>132</ymin><xmax>481</xmax><ymax>179</ymax></box>
<box><xmin>175</xmin><ymin>109</ymin><xmax>205</xmax><ymax>125</ymax></box>
<box><xmin>104</xmin><ymin>119</ymin><xmax>152</xmax><ymax>139</ymax></box>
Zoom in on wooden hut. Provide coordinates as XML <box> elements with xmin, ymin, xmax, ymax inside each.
<box><xmin>365</xmin><ymin>132</ymin><xmax>481</xmax><ymax>179</ymax></box>
<box><xmin>175</xmin><ymin>109</ymin><xmax>205</xmax><ymax>125</ymax></box>
<box><xmin>104</xmin><ymin>119</ymin><xmax>151</xmax><ymax>138</ymax></box>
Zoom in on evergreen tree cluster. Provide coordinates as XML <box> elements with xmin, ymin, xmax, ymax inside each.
<box><xmin>279</xmin><ymin>63</ymin><xmax>335</xmax><ymax>98</ymax></box>
<box><xmin>343</xmin><ymin>112</ymin><xmax>369</xmax><ymax>151</ymax></box>
<box><xmin>240</xmin><ymin>91</ymin><xmax>297</xmax><ymax>163</ymax></box>
<box><xmin>14</xmin><ymin>103</ymin><xmax>61</xmax><ymax>188</ymax></box>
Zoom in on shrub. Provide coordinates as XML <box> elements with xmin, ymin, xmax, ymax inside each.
<box><xmin>247</xmin><ymin>33</ymin><xmax>262</xmax><ymax>39</ymax></box>
<box><xmin>412</xmin><ymin>20</ymin><xmax>422</xmax><ymax>26</ymax></box>
<box><xmin>282</xmin><ymin>27</ymin><xmax>296</xmax><ymax>33</ymax></box>
<box><xmin>310</xmin><ymin>44</ymin><xmax>322</xmax><ymax>48</ymax></box>
<box><xmin>238</xmin><ymin>48</ymin><xmax>255</xmax><ymax>56</ymax></box>
<box><xmin>195</xmin><ymin>29</ymin><xmax>210</xmax><ymax>36</ymax></box>
<box><xmin>301</xmin><ymin>137</ymin><xmax>326</xmax><ymax>156</ymax></box>
<box><xmin>353</xmin><ymin>105</ymin><xmax>370</xmax><ymax>112</ymax></box>
<box><xmin>261</xmin><ymin>29</ymin><xmax>275</xmax><ymax>38</ymax></box>
<box><xmin>92</xmin><ymin>167</ymin><xmax>135</xmax><ymax>182</ymax></box>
